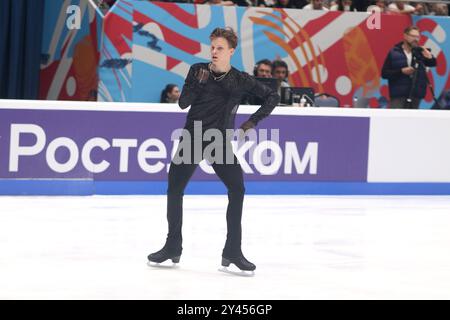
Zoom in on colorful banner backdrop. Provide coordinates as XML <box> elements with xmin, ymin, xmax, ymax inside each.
<box><xmin>40</xmin><ymin>1</ymin><xmax>450</xmax><ymax>108</ymax></box>
<box><xmin>39</xmin><ymin>0</ymin><xmax>102</xmax><ymax>101</ymax></box>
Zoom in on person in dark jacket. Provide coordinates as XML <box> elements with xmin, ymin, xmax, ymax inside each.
<box><xmin>382</xmin><ymin>26</ymin><xmax>437</xmax><ymax>109</ymax></box>
<box><xmin>242</xmin><ymin>59</ymin><xmax>273</xmax><ymax>105</ymax></box>
<box><xmin>147</xmin><ymin>27</ymin><xmax>280</xmax><ymax>274</ymax></box>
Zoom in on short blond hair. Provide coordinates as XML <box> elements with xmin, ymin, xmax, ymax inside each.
<box><xmin>210</xmin><ymin>27</ymin><xmax>238</xmax><ymax>49</ymax></box>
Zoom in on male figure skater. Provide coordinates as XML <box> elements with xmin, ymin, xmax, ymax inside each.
<box><xmin>148</xmin><ymin>27</ymin><xmax>280</xmax><ymax>273</ymax></box>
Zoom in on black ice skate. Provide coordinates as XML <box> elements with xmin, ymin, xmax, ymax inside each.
<box><xmin>147</xmin><ymin>246</ymin><xmax>181</xmax><ymax>268</ymax></box>
<box><xmin>219</xmin><ymin>253</ymin><xmax>256</xmax><ymax>277</ymax></box>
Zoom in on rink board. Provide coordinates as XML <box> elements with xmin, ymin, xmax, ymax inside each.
<box><xmin>1</xmin><ymin>100</ymin><xmax>450</xmax><ymax>195</ymax></box>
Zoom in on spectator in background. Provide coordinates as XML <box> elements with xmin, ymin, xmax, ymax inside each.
<box><xmin>229</xmin><ymin>0</ymin><xmax>255</xmax><ymax>6</ymax></box>
<box><xmin>95</xmin><ymin>0</ymin><xmax>116</xmax><ymax>13</ymax></box>
<box><xmin>254</xmin><ymin>59</ymin><xmax>273</xmax><ymax>78</ymax></box>
<box><xmin>388</xmin><ymin>1</ymin><xmax>419</xmax><ymax>14</ymax></box>
<box><xmin>352</xmin><ymin>0</ymin><xmax>370</xmax><ymax>11</ymax></box>
<box><xmin>272</xmin><ymin>60</ymin><xmax>290</xmax><ymax>96</ymax></box>
<box><xmin>429</xmin><ymin>3</ymin><xmax>449</xmax><ymax>16</ymax></box>
<box><xmin>303</xmin><ymin>0</ymin><xmax>330</xmax><ymax>10</ymax></box>
<box><xmin>367</xmin><ymin>0</ymin><xmax>387</xmax><ymax>13</ymax></box>
<box><xmin>160</xmin><ymin>84</ymin><xmax>180</xmax><ymax>103</ymax></box>
<box><xmin>272</xmin><ymin>60</ymin><xmax>289</xmax><ymax>82</ymax></box>
<box><xmin>205</xmin><ymin>0</ymin><xmax>236</xmax><ymax>5</ymax></box>
<box><xmin>274</xmin><ymin>0</ymin><xmax>296</xmax><ymax>8</ymax></box>
<box><xmin>105</xmin><ymin>0</ymin><xmax>116</xmax><ymax>7</ymax></box>
<box><xmin>330</xmin><ymin>0</ymin><xmax>355</xmax><ymax>11</ymax></box>
<box><xmin>256</xmin><ymin>0</ymin><xmax>274</xmax><ymax>6</ymax></box>
<box><xmin>243</xmin><ymin>59</ymin><xmax>274</xmax><ymax>105</ymax></box>
<box><xmin>414</xmin><ymin>3</ymin><xmax>429</xmax><ymax>15</ymax></box>
<box><xmin>290</xmin><ymin>0</ymin><xmax>309</xmax><ymax>8</ymax></box>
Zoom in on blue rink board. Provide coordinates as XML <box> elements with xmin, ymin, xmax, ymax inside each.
<box><xmin>1</xmin><ymin>180</ymin><xmax>450</xmax><ymax>195</ymax></box>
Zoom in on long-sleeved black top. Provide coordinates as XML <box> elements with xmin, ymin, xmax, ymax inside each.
<box><xmin>178</xmin><ymin>63</ymin><xmax>280</xmax><ymax>131</ymax></box>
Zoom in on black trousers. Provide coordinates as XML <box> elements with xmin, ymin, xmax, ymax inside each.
<box><xmin>165</xmin><ymin>136</ymin><xmax>245</xmax><ymax>257</ymax></box>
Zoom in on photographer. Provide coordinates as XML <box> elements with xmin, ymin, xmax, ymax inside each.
<box><xmin>382</xmin><ymin>26</ymin><xmax>437</xmax><ymax>109</ymax></box>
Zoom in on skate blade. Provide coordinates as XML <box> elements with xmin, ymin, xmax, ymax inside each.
<box><xmin>218</xmin><ymin>266</ymin><xmax>255</xmax><ymax>277</ymax></box>
<box><xmin>147</xmin><ymin>261</ymin><xmax>179</xmax><ymax>269</ymax></box>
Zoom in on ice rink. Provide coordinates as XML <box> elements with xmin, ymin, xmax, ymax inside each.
<box><xmin>1</xmin><ymin>195</ymin><xmax>450</xmax><ymax>299</ymax></box>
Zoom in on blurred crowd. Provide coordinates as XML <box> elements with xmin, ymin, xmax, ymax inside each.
<box><xmin>94</xmin><ymin>0</ymin><xmax>449</xmax><ymax>16</ymax></box>
<box><xmin>151</xmin><ymin>0</ymin><xmax>449</xmax><ymax>16</ymax></box>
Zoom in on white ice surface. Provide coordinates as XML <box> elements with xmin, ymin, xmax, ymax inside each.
<box><xmin>1</xmin><ymin>195</ymin><xmax>450</xmax><ymax>299</ymax></box>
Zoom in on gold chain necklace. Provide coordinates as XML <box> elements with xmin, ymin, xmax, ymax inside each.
<box><xmin>208</xmin><ymin>63</ymin><xmax>230</xmax><ymax>82</ymax></box>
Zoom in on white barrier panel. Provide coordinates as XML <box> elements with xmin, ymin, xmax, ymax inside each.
<box><xmin>369</xmin><ymin>115</ymin><xmax>450</xmax><ymax>182</ymax></box>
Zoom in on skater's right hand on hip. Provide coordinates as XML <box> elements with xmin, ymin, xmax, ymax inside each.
<box><xmin>195</xmin><ymin>68</ymin><xmax>210</xmax><ymax>84</ymax></box>
<box><xmin>240</xmin><ymin>120</ymin><xmax>255</xmax><ymax>132</ymax></box>
<box><xmin>238</xmin><ymin>120</ymin><xmax>256</xmax><ymax>140</ymax></box>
